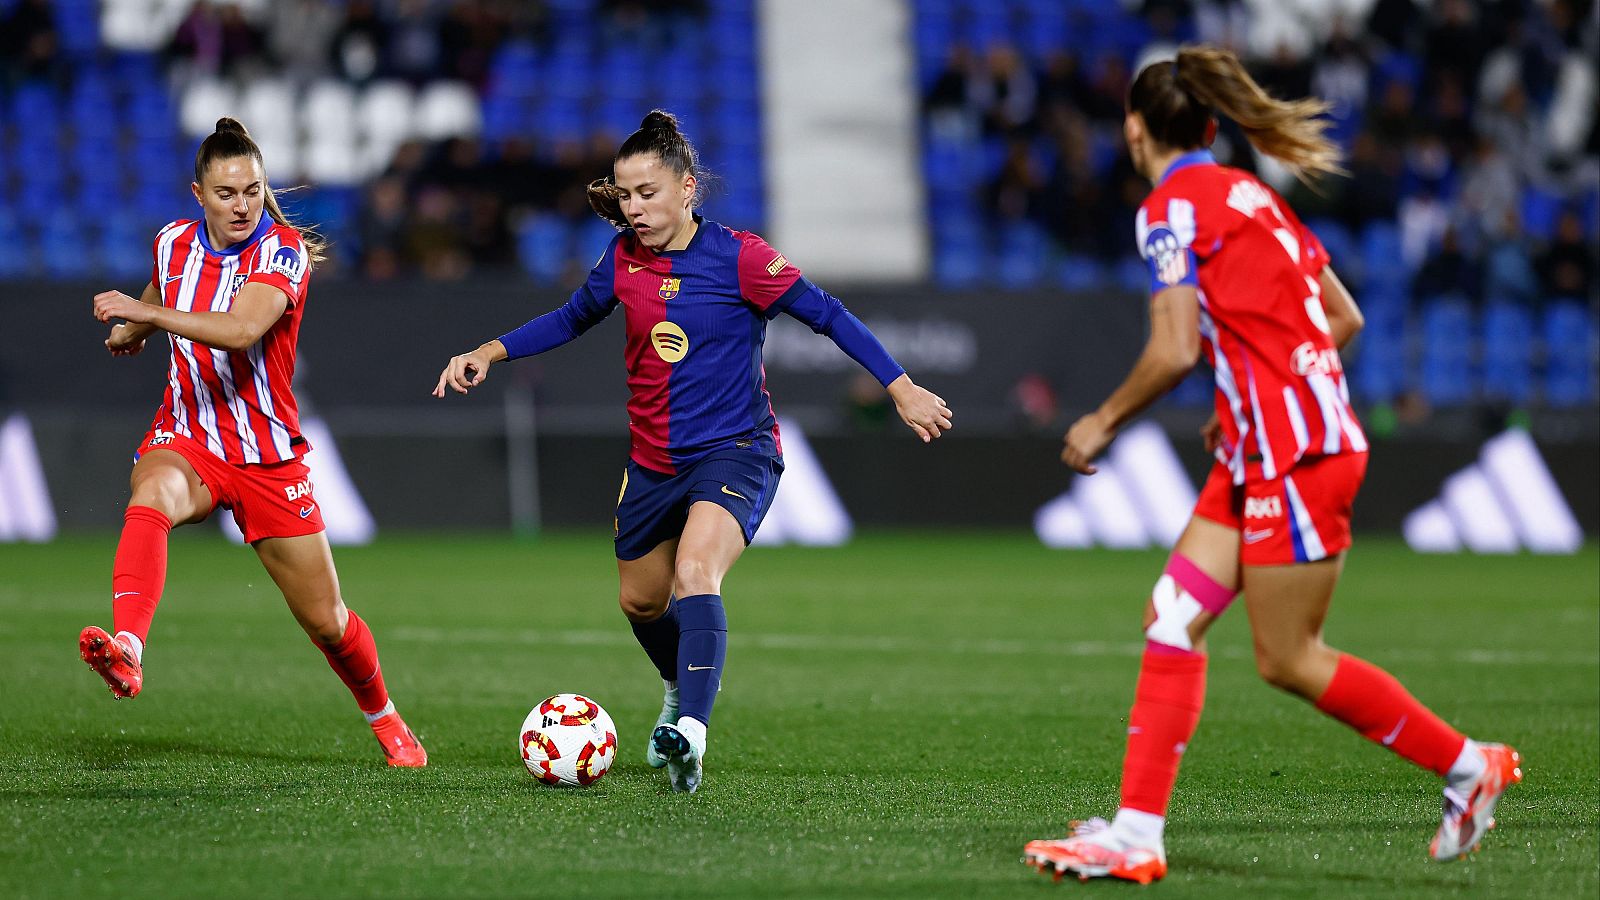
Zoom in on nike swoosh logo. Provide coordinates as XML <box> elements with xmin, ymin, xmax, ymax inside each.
<box><xmin>1242</xmin><ymin>527</ymin><xmax>1274</xmax><ymax>544</ymax></box>
<box><xmin>113</xmin><ymin>591</ymin><xmax>139</xmax><ymax>599</ymax></box>
<box><xmin>720</xmin><ymin>485</ymin><xmax>747</xmax><ymax>500</ymax></box>
<box><xmin>1381</xmin><ymin>715</ymin><xmax>1407</xmax><ymax>746</ymax></box>
<box><xmin>298</xmin><ymin>504</ymin><xmax>316</xmax><ymax>518</ymax></box>
<box><xmin>686</xmin><ymin>664</ymin><xmax>716</xmax><ymax>671</ymax></box>
<box><xmin>628</xmin><ymin>264</ymin><xmax>646</xmax><ymax>273</ymax></box>
<box><xmin>164</xmin><ymin>274</ymin><xmax>184</xmax><ymax>283</ymax></box>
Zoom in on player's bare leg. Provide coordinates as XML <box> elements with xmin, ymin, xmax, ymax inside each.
<box><xmin>650</xmin><ymin>501</ymin><xmax>746</xmax><ymax>793</ymax></box>
<box><xmin>1244</xmin><ymin>555</ymin><xmax>1519</xmax><ymax>859</ymax></box>
<box><xmin>256</xmin><ymin>532</ymin><xmax>425</xmax><ymax>767</ymax></box>
<box><xmin>1026</xmin><ymin>515</ymin><xmax>1238</xmax><ymax>883</ymax></box>
<box><xmin>80</xmin><ymin>450</ymin><xmax>211</xmax><ymax>699</ymax></box>
<box><xmin>618</xmin><ymin>537</ymin><xmax>681</xmax><ymax>768</ymax></box>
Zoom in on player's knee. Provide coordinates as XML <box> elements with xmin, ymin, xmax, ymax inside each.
<box><xmin>672</xmin><ymin>556</ymin><xmax>718</xmax><ymax>597</ymax></box>
<box><xmin>1144</xmin><ymin>555</ymin><xmax>1236</xmax><ymax>652</ymax></box>
<box><xmin>1253</xmin><ymin>645</ymin><xmax>1315</xmax><ymax>695</ymax></box>
<box><xmin>130</xmin><ymin>467</ymin><xmax>193</xmax><ymax>519</ymax></box>
<box><xmin>618</xmin><ymin>590</ymin><xmax>668</xmax><ymax>622</ymax></box>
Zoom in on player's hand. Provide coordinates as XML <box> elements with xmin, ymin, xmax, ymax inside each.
<box><xmin>105</xmin><ymin>323</ymin><xmax>147</xmax><ymax>357</ymax></box>
<box><xmin>93</xmin><ymin>290</ymin><xmax>156</xmax><ymax>325</ymax></box>
<box><xmin>433</xmin><ymin>343</ymin><xmax>502</xmax><ymax>397</ymax></box>
<box><xmin>1200</xmin><ymin>412</ymin><xmax>1223</xmax><ymax>454</ymax></box>
<box><xmin>1061</xmin><ymin>410</ymin><xmax>1115</xmax><ymax>474</ymax></box>
<box><xmin>886</xmin><ymin>374</ymin><xmax>953</xmax><ymax>443</ymax></box>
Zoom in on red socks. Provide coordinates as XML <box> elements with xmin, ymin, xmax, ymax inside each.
<box><xmin>1119</xmin><ymin>644</ymin><xmax>1207</xmax><ymax>816</ymax></box>
<box><xmin>1314</xmin><ymin>653</ymin><xmax>1466</xmax><ymax>776</ymax></box>
<box><xmin>111</xmin><ymin>506</ymin><xmax>172</xmax><ymax>643</ymax></box>
<box><xmin>316</xmin><ymin>610</ymin><xmax>390</xmax><ymax>715</ymax></box>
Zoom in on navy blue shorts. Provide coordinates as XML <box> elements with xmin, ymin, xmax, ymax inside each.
<box><xmin>614</xmin><ymin>448</ymin><xmax>783</xmax><ymax>561</ymax></box>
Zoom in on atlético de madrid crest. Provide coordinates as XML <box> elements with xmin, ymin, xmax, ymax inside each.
<box><xmin>658</xmin><ymin>277</ymin><xmax>680</xmax><ymax>300</ymax></box>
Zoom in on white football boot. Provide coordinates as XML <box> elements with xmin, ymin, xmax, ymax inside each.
<box><xmin>644</xmin><ymin>685</ymin><xmax>680</xmax><ymax>769</ymax></box>
<box><xmin>1432</xmin><ymin>743</ymin><xmax>1523</xmax><ymax>860</ymax></box>
<box><xmin>651</xmin><ymin>721</ymin><xmax>703</xmax><ymax>794</ymax></box>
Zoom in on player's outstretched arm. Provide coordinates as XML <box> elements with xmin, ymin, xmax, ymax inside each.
<box><xmin>433</xmin><ymin>340</ymin><xmax>508</xmax><ymax>397</ymax></box>
<box><xmin>1062</xmin><ymin>284</ymin><xmax>1200</xmax><ymax>474</ymax></box>
<box><xmin>101</xmin><ymin>282</ymin><xmax>162</xmax><ymax>356</ymax></box>
<box><xmin>94</xmin><ymin>282</ymin><xmax>287</xmax><ymax>352</ymax></box>
<box><xmin>886</xmin><ymin>374</ymin><xmax>954</xmax><ymax>443</ymax></box>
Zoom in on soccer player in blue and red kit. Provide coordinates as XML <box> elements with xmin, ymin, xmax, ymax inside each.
<box><xmin>435</xmin><ymin>110</ymin><xmax>953</xmax><ymax>792</ymax></box>
<box><xmin>81</xmin><ymin>118</ymin><xmax>426</xmax><ymax>767</ymax></box>
<box><xmin>1022</xmin><ymin>47</ymin><xmax>1519</xmax><ymax>883</ymax></box>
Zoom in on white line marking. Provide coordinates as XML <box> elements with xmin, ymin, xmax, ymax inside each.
<box><xmin>386</xmin><ymin>626</ymin><xmax>1598</xmax><ymax>667</ymax></box>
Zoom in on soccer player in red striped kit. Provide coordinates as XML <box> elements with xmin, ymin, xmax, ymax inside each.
<box><xmin>1023</xmin><ymin>47</ymin><xmax>1519</xmax><ymax>883</ymax></box>
<box><xmin>80</xmin><ymin>117</ymin><xmax>426</xmax><ymax>767</ymax></box>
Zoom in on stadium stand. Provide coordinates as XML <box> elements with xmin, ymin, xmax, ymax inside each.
<box><xmin>0</xmin><ymin>0</ymin><xmax>1594</xmax><ymax>409</ymax></box>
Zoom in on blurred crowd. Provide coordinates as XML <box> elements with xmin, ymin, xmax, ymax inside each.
<box><xmin>922</xmin><ymin>0</ymin><xmax>1599</xmax><ymax>307</ymax></box>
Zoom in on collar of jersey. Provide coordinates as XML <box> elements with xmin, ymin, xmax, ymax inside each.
<box><xmin>1159</xmin><ymin>149</ymin><xmax>1216</xmax><ymax>185</ymax></box>
<box><xmin>638</xmin><ymin>213</ymin><xmax>706</xmax><ymax>256</ymax></box>
<box><xmin>196</xmin><ymin>215</ymin><xmax>272</xmax><ymax>257</ymax></box>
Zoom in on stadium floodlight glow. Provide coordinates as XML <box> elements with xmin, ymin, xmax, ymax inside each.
<box><xmin>0</xmin><ymin>414</ymin><xmax>58</xmax><ymax>543</ymax></box>
<box><xmin>220</xmin><ymin>417</ymin><xmax>376</xmax><ymax>546</ymax></box>
<box><xmin>750</xmin><ymin>418</ymin><xmax>852</xmax><ymax>547</ymax></box>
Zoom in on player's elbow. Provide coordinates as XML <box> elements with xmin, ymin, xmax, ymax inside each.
<box><xmin>220</xmin><ymin>325</ymin><xmax>266</xmax><ymax>352</ymax></box>
<box><xmin>1156</xmin><ymin>337</ymin><xmax>1200</xmax><ymax>377</ymax></box>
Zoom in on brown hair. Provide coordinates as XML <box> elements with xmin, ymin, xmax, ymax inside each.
<box><xmin>193</xmin><ymin>117</ymin><xmax>328</xmax><ymax>265</ymax></box>
<box><xmin>1129</xmin><ymin>45</ymin><xmax>1345</xmax><ymax>184</ymax></box>
<box><xmin>587</xmin><ymin>109</ymin><xmax>710</xmax><ymax>228</ymax></box>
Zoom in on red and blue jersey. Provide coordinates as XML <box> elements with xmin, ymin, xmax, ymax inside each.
<box><xmin>1136</xmin><ymin>150</ymin><xmax>1366</xmax><ymax>486</ymax></box>
<box><xmin>500</xmin><ymin>216</ymin><xmax>904</xmax><ymax>475</ymax></box>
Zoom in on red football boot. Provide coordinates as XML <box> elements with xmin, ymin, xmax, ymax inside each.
<box><xmin>371</xmin><ymin>711</ymin><xmax>428</xmax><ymax>767</ymax></box>
<box><xmin>79</xmin><ymin>626</ymin><xmax>143</xmax><ymax>699</ymax></box>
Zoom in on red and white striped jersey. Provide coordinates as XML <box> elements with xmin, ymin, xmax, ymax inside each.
<box><xmin>146</xmin><ymin>216</ymin><xmax>311</xmax><ymax>465</ymax></box>
<box><xmin>1136</xmin><ymin>151</ymin><xmax>1366</xmax><ymax>485</ymax></box>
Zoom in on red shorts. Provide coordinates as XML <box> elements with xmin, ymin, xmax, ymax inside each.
<box><xmin>136</xmin><ymin>429</ymin><xmax>325</xmax><ymax>543</ymax></box>
<box><xmin>1193</xmin><ymin>452</ymin><xmax>1368</xmax><ymax>566</ymax></box>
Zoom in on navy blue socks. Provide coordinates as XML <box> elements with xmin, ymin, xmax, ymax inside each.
<box><xmin>675</xmin><ymin>594</ymin><xmax>727</xmax><ymax>726</ymax></box>
<box><xmin>629</xmin><ymin>597</ymin><xmax>680</xmax><ymax>682</ymax></box>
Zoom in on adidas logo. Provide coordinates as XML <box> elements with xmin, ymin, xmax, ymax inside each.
<box><xmin>1403</xmin><ymin>429</ymin><xmax>1581</xmax><ymax>554</ymax></box>
<box><xmin>1034</xmin><ymin>421</ymin><xmax>1196</xmax><ymax>549</ymax></box>
<box><xmin>0</xmin><ymin>414</ymin><xmax>57</xmax><ymax>542</ymax></box>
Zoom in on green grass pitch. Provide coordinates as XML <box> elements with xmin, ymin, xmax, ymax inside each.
<box><xmin>1</xmin><ymin>533</ymin><xmax>1595</xmax><ymax>898</ymax></box>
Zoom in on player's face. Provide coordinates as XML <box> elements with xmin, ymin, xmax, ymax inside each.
<box><xmin>191</xmin><ymin>156</ymin><xmax>266</xmax><ymax>248</ymax></box>
<box><xmin>613</xmin><ymin>154</ymin><xmax>695</xmax><ymax>251</ymax></box>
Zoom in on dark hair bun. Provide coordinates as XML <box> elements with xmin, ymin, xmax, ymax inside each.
<box><xmin>215</xmin><ymin>116</ymin><xmax>250</xmax><ymax>136</ymax></box>
<box><xmin>639</xmin><ymin>110</ymin><xmax>679</xmax><ymax>133</ymax></box>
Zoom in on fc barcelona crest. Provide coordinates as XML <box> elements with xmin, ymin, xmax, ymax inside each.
<box><xmin>658</xmin><ymin>277</ymin><xmax>681</xmax><ymax>300</ymax></box>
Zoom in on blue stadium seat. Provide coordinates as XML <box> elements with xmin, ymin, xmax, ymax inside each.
<box><xmin>1056</xmin><ymin>253</ymin><xmax>1104</xmax><ymax>290</ymax></box>
<box><xmin>99</xmin><ymin>211</ymin><xmax>151</xmax><ymax>277</ymax></box>
<box><xmin>1480</xmin><ymin>302</ymin><xmax>1534</xmax><ymax>405</ymax></box>
<box><xmin>996</xmin><ymin>219</ymin><xmax>1045</xmax><ymax>288</ymax></box>
<box><xmin>1306</xmin><ymin>217</ymin><xmax>1357</xmax><ymax>284</ymax></box>
<box><xmin>1519</xmin><ymin>185</ymin><xmax>1562</xmax><ymax>242</ymax></box>
<box><xmin>40</xmin><ymin>211</ymin><xmax>84</xmax><ymax>278</ymax></box>
<box><xmin>1360</xmin><ymin>221</ymin><xmax>1406</xmax><ymax>290</ymax></box>
<box><xmin>1113</xmin><ymin>255</ymin><xmax>1148</xmax><ymax>293</ymax></box>
<box><xmin>1418</xmin><ymin>295</ymin><xmax>1476</xmax><ymax>406</ymax></box>
<box><xmin>574</xmin><ymin>216</ymin><xmax>620</xmax><ymax>267</ymax></box>
<box><xmin>0</xmin><ymin>206</ymin><xmax>27</xmax><ymax>278</ymax></box>
<box><xmin>52</xmin><ymin>0</ymin><xmax>100</xmax><ymax>58</ymax></box>
<box><xmin>12</xmin><ymin>82</ymin><xmax>61</xmax><ymax>135</ymax></box>
<box><xmin>1351</xmin><ymin>315</ymin><xmax>1407</xmax><ymax>403</ymax></box>
<box><xmin>932</xmin><ymin>214</ymin><xmax>986</xmax><ymax>288</ymax></box>
<box><xmin>1543</xmin><ymin>300</ymin><xmax>1597</xmax><ymax>407</ymax></box>
<box><xmin>515</xmin><ymin>214</ymin><xmax>573</xmax><ymax>284</ymax></box>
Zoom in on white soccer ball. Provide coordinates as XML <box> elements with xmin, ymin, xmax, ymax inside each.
<box><xmin>519</xmin><ymin>693</ymin><xmax>617</xmax><ymax>787</ymax></box>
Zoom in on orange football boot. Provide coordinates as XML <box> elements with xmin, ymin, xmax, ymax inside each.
<box><xmin>1431</xmin><ymin>743</ymin><xmax>1523</xmax><ymax>860</ymax></box>
<box><xmin>371</xmin><ymin>711</ymin><xmax>428</xmax><ymax>767</ymax></box>
<box><xmin>1024</xmin><ymin>817</ymin><xmax>1167</xmax><ymax>885</ymax></box>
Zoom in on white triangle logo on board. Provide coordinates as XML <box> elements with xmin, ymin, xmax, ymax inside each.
<box><xmin>220</xmin><ymin>417</ymin><xmax>376</xmax><ymax>546</ymax></box>
<box><xmin>0</xmin><ymin>414</ymin><xmax>58</xmax><ymax>543</ymax></box>
<box><xmin>750</xmin><ymin>417</ymin><xmax>852</xmax><ymax>547</ymax></box>
<box><xmin>1034</xmin><ymin>421</ymin><xmax>1197</xmax><ymax>549</ymax></box>
<box><xmin>1403</xmin><ymin>429</ymin><xmax>1581</xmax><ymax>554</ymax></box>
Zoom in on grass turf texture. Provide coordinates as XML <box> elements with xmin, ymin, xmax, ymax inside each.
<box><xmin>1</xmin><ymin>533</ymin><xmax>1595</xmax><ymax>898</ymax></box>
